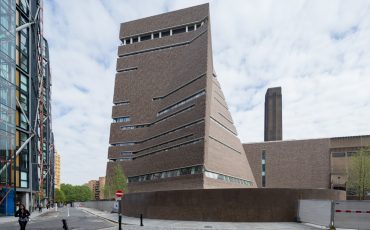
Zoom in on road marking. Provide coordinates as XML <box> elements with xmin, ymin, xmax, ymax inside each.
<box><xmin>68</xmin><ymin>207</ymin><xmax>70</xmax><ymax>217</ymax></box>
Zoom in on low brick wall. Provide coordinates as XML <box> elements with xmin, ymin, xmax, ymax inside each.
<box><xmin>121</xmin><ymin>188</ymin><xmax>345</xmax><ymax>222</ymax></box>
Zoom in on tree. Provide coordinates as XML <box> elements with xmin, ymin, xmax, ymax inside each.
<box><xmin>61</xmin><ymin>183</ymin><xmax>75</xmax><ymax>203</ymax></box>
<box><xmin>75</xmin><ymin>185</ymin><xmax>92</xmax><ymax>202</ymax></box>
<box><xmin>104</xmin><ymin>164</ymin><xmax>128</xmax><ymax>199</ymax></box>
<box><xmin>60</xmin><ymin>184</ymin><xmax>94</xmax><ymax>202</ymax></box>
<box><xmin>347</xmin><ymin>147</ymin><xmax>370</xmax><ymax>200</ymax></box>
<box><xmin>55</xmin><ymin>188</ymin><xmax>66</xmax><ymax>203</ymax></box>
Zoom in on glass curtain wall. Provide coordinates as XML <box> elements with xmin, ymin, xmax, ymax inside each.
<box><xmin>0</xmin><ymin>0</ymin><xmax>16</xmax><ymax>188</ymax></box>
<box><xmin>0</xmin><ymin>0</ymin><xmax>16</xmax><ymax>215</ymax></box>
<box><xmin>15</xmin><ymin>0</ymin><xmax>30</xmax><ymax>190</ymax></box>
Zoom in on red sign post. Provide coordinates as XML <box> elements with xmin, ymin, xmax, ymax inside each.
<box><xmin>115</xmin><ymin>190</ymin><xmax>124</xmax><ymax>198</ymax></box>
<box><xmin>116</xmin><ymin>190</ymin><xmax>124</xmax><ymax>230</ymax></box>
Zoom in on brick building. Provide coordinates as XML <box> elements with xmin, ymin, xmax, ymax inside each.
<box><xmin>243</xmin><ymin>135</ymin><xmax>370</xmax><ymax>191</ymax></box>
<box><xmin>55</xmin><ymin>151</ymin><xmax>61</xmax><ymax>189</ymax></box>
<box><xmin>85</xmin><ymin>177</ymin><xmax>106</xmax><ymax>200</ymax></box>
<box><xmin>106</xmin><ymin>4</ymin><xmax>256</xmax><ymax>193</ymax></box>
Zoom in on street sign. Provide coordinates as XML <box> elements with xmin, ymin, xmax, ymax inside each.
<box><xmin>115</xmin><ymin>190</ymin><xmax>124</xmax><ymax>198</ymax></box>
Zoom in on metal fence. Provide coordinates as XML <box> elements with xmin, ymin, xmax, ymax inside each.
<box><xmin>298</xmin><ymin>199</ymin><xmax>370</xmax><ymax>229</ymax></box>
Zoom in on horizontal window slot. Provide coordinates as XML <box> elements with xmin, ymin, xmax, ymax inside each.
<box><xmin>209</xmin><ymin>135</ymin><xmax>241</xmax><ymax>154</ymax></box>
<box><xmin>205</xmin><ymin>169</ymin><xmax>253</xmax><ymax>186</ymax></box>
<box><xmin>157</xmin><ymin>90</ymin><xmax>205</xmax><ymax>116</ymax></box>
<box><xmin>121</xmin><ymin>17</ymin><xmax>208</xmax><ymax>45</ymax></box>
<box><xmin>155</xmin><ymin>104</ymin><xmax>195</xmax><ymax>124</ymax></box>
<box><xmin>113</xmin><ymin>100</ymin><xmax>130</xmax><ymax>106</ymax></box>
<box><xmin>173</xmin><ymin>27</ymin><xmax>186</xmax><ymax>35</ymax></box>
<box><xmin>134</xmin><ymin>137</ymin><xmax>203</xmax><ymax>159</ymax></box>
<box><xmin>117</xmin><ymin>67</ymin><xmax>138</xmax><ymax>73</ymax></box>
<box><xmin>120</xmin><ymin>29</ymin><xmax>208</xmax><ymax>57</ymax></box>
<box><xmin>218</xmin><ymin>112</ymin><xmax>234</xmax><ymax>124</ymax></box>
<box><xmin>114</xmin><ymin>118</ymin><xmax>204</xmax><ymax>147</ymax></box>
<box><xmin>135</xmin><ymin>134</ymin><xmax>193</xmax><ymax>154</ymax></box>
<box><xmin>119</xmin><ymin>104</ymin><xmax>195</xmax><ymax>131</ymax></box>
<box><xmin>153</xmin><ymin>73</ymin><xmax>206</xmax><ymax>100</ymax></box>
<box><xmin>128</xmin><ymin>165</ymin><xmax>203</xmax><ymax>183</ymax></box>
<box><xmin>111</xmin><ymin>142</ymin><xmax>135</xmax><ymax>147</ymax></box>
<box><xmin>140</xmin><ymin>34</ymin><xmax>151</xmax><ymax>41</ymax></box>
<box><xmin>215</xmin><ymin>97</ymin><xmax>228</xmax><ymax>110</ymax></box>
<box><xmin>214</xmin><ymin>89</ymin><xmax>225</xmax><ymax>100</ymax></box>
<box><xmin>210</xmin><ymin>117</ymin><xmax>237</xmax><ymax>136</ymax></box>
<box><xmin>112</xmin><ymin>116</ymin><xmax>130</xmax><ymax>123</ymax></box>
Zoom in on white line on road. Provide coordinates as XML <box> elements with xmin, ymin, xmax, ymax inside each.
<box><xmin>68</xmin><ymin>207</ymin><xmax>70</xmax><ymax>217</ymax></box>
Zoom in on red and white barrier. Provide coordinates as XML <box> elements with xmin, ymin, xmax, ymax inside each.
<box><xmin>335</xmin><ymin>209</ymin><xmax>370</xmax><ymax>213</ymax></box>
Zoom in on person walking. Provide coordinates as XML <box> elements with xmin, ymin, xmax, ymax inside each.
<box><xmin>15</xmin><ymin>204</ymin><xmax>30</xmax><ymax>230</ymax></box>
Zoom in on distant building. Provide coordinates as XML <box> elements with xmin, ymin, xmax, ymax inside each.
<box><xmin>243</xmin><ymin>135</ymin><xmax>370</xmax><ymax>192</ymax></box>
<box><xmin>106</xmin><ymin>3</ymin><xmax>256</xmax><ymax>193</ymax></box>
<box><xmin>264</xmin><ymin>87</ymin><xmax>282</xmax><ymax>141</ymax></box>
<box><xmin>55</xmin><ymin>152</ymin><xmax>61</xmax><ymax>189</ymax></box>
<box><xmin>99</xmin><ymin>177</ymin><xmax>105</xmax><ymax>200</ymax></box>
<box><xmin>84</xmin><ymin>176</ymin><xmax>106</xmax><ymax>200</ymax></box>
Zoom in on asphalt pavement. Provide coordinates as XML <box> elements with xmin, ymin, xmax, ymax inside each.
<box><xmin>0</xmin><ymin>206</ymin><xmax>115</xmax><ymax>230</ymax></box>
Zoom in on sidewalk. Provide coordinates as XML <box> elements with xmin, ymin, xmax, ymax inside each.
<box><xmin>78</xmin><ymin>207</ymin><xmax>321</xmax><ymax>229</ymax></box>
<box><xmin>0</xmin><ymin>208</ymin><xmax>53</xmax><ymax>224</ymax></box>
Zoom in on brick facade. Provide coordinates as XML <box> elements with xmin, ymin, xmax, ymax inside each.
<box><xmin>106</xmin><ymin>4</ymin><xmax>256</xmax><ymax>193</ymax></box>
<box><xmin>243</xmin><ymin>135</ymin><xmax>370</xmax><ymax>190</ymax></box>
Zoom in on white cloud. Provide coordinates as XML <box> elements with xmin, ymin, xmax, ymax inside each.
<box><xmin>44</xmin><ymin>0</ymin><xmax>370</xmax><ymax>184</ymax></box>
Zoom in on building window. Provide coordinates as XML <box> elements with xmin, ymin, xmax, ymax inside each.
<box><xmin>20</xmin><ymin>113</ymin><xmax>28</xmax><ymax>130</ymax></box>
<box><xmin>204</xmin><ymin>170</ymin><xmax>253</xmax><ymax>186</ymax></box>
<box><xmin>20</xmin><ymin>131</ymin><xmax>28</xmax><ymax>150</ymax></box>
<box><xmin>20</xmin><ymin>73</ymin><xmax>28</xmax><ymax>92</ymax></box>
<box><xmin>332</xmin><ymin>152</ymin><xmax>345</xmax><ymax>157</ymax></box>
<box><xmin>173</xmin><ymin>27</ymin><xmax>186</xmax><ymax>35</ymax></box>
<box><xmin>113</xmin><ymin>116</ymin><xmax>130</xmax><ymax>123</ymax></box>
<box><xmin>262</xmin><ymin>149</ymin><xmax>266</xmax><ymax>187</ymax></box>
<box><xmin>114</xmin><ymin>101</ymin><xmax>130</xmax><ymax>106</ymax></box>
<box><xmin>20</xmin><ymin>171</ymin><xmax>28</xmax><ymax>188</ymax></box>
<box><xmin>128</xmin><ymin>165</ymin><xmax>203</xmax><ymax>183</ymax></box>
<box><xmin>157</xmin><ymin>90</ymin><xmax>205</xmax><ymax>116</ymax></box>
<box><xmin>161</xmin><ymin>30</ymin><xmax>170</xmax><ymax>37</ymax></box>
<box><xmin>111</xmin><ymin>142</ymin><xmax>135</xmax><ymax>147</ymax></box>
<box><xmin>140</xmin><ymin>34</ymin><xmax>151</xmax><ymax>41</ymax></box>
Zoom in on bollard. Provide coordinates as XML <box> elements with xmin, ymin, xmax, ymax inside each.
<box><xmin>140</xmin><ymin>214</ymin><xmax>144</xmax><ymax>226</ymax></box>
<box><xmin>62</xmin><ymin>219</ymin><xmax>69</xmax><ymax>230</ymax></box>
<box><xmin>118</xmin><ymin>214</ymin><xmax>122</xmax><ymax>230</ymax></box>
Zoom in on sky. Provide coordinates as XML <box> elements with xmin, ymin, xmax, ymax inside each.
<box><xmin>43</xmin><ymin>0</ymin><xmax>370</xmax><ymax>185</ymax></box>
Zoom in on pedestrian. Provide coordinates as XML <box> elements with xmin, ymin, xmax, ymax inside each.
<box><xmin>15</xmin><ymin>204</ymin><xmax>30</xmax><ymax>230</ymax></box>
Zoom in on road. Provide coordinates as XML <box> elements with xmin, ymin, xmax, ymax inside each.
<box><xmin>0</xmin><ymin>207</ymin><xmax>115</xmax><ymax>230</ymax></box>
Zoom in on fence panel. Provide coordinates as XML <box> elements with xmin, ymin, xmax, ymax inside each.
<box><xmin>298</xmin><ymin>200</ymin><xmax>332</xmax><ymax>227</ymax></box>
<box><xmin>334</xmin><ymin>200</ymin><xmax>370</xmax><ymax>230</ymax></box>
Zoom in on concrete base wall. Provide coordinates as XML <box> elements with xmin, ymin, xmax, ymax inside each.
<box><xmin>79</xmin><ymin>200</ymin><xmax>115</xmax><ymax>213</ymax></box>
<box><xmin>121</xmin><ymin>188</ymin><xmax>346</xmax><ymax>222</ymax></box>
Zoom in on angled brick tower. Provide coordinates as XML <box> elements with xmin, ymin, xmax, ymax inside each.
<box><xmin>106</xmin><ymin>3</ymin><xmax>256</xmax><ymax>193</ymax></box>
